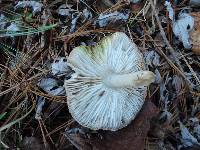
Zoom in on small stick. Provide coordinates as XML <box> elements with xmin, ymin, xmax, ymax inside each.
<box><xmin>179</xmin><ymin>51</ymin><xmax>200</xmax><ymax>85</ymax></box>
<box><xmin>41</xmin><ymin>120</ymin><xmax>54</xmax><ymax>145</ymax></box>
<box><xmin>38</xmin><ymin>120</ymin><xmax>49</xmax><ymax>148</ymax></box>
<box><xmin>149</xmin><ymin>0</ymin><xmax>192</xmax><ymax>88</ymax></box>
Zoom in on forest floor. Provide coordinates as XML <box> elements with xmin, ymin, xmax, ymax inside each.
<box><xmin>0</xmin><ymin>0</ymin><xmax>200</xmax><ymax>150</ymax></box>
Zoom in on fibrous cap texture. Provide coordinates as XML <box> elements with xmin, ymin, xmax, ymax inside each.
<box><xmin>65</xmin><ymin>32</ymin><xmax>150</xmax><ymax>131</ymax></box>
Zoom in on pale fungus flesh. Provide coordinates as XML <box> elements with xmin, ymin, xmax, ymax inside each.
<box><xmin>64</xmin><ymin>32</ymin><xmax>155</xmax><ymax>131</ymax></box>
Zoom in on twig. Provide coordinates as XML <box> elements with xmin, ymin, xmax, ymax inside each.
<box><xmin>55</xmin><ymin>29</ymin><xmax>118</xmax><ymax>42</ymax></box>
<box><xmin>0</xmin><ymin>71</ymin><xmax>48</xmax><ymax>97</ymax></box>
<box><xmin>0</xmin><ymin>98</ymin><xmax>35</xmax><ymax>132</ymax></box>
<box><xmin>38</xmin><ymin>120</ymin><xmax>48</xmax><ymax>148</ymax></box>
<box><xmin>149</xmin><ymin>0</ymin><xmax>192</xmax><ymax>88</ymax></box>
<box><xmin>45</xmin><ymin>120</ymin><xmax>74</xmax><ymax>137</ymax></box>
<box><xmin>41</xmin><ymin>120</ymin><xmax>54</xmax><ymax>145</ymax></box>
<box><xmin>179</xmin><ymin>51</ymin><xmax>200</xmax><ymax>85</ymax></box>
<box><xmin>0</xmin><ymin>83</ymin><xmax>20</xmax><ymax>97</ymax></box>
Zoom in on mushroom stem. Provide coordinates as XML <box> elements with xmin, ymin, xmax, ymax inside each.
<box><xmin>103</xmin><ymin>71</ymin><xmax>155</xmax><ymax>88</ymax></box>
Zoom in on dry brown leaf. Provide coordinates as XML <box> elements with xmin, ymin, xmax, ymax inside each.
<box><xmin>65</xmin><ymin>100</ymin><xmax>158</xmax><ymax>150</ymax></box>
<box><xmin>190</xmin><ymin>12</ymin><xmax>200</xmax><ymax>55</ymax></box>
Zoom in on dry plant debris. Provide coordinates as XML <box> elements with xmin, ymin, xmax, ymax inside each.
<box><xmin>190</xmin><ymin>12</ymin><xmax>200</xmax><ymax>55</ymax></box>
<box><xmin>0</xmin><ymin>0</ymin><xmax>200</xmax><ymax>149</ymax></box>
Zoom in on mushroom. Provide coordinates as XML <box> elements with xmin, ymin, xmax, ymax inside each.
<box><xmin>64</xmin><ymin>32</ymin><xmax>155</xmax><ymax>131</ymax></box>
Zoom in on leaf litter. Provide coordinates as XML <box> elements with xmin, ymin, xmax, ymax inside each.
<box><xmin>0</xmin><ymin>0</ymin><xmax>200</xmax><ymax>150</ymax></box>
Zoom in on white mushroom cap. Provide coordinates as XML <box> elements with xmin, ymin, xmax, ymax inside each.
<box><xmin>64</xmin><ymin>32</ymin><xmax>155</xmax><ymax>131</ymax></box>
